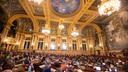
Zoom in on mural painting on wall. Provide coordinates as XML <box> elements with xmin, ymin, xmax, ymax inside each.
<box><xmin>105</xmin><ymin>11</ymin><xmax>128</xmax><ymax>50</ymax></box>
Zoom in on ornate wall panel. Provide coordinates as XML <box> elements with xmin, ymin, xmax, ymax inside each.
<box><xmin>105</xmin><ymin>12</ymin><xmax>128</xmax><ymax>50</ymax></box>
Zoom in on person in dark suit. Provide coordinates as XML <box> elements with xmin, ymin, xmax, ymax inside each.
<box><xmin>124</xmin><ymin>60</ymin><xmax>128</xmax><ymax>72</ymax></box>
<box><xmin>2</xmin><ymin>59</ymin><xmax>14</xmax><ymax>72</ymax></box>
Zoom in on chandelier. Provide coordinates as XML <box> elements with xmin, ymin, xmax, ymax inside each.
<box><xmin>98</xmin><ymin>0</ymin><xmax>121</xmax><ymax>16</ymax></box>
<box><xmin>28</xmin><ymin>0</ymin><xmax>44</xmax><ymax>4</ymax></box>
<box><xmin>42</xmin><ymin>24</ymin><xmax>50</xmax><ymax>35</ymax></box>
<box><xmin>59</xmin><ymin>24</ymin><xmax>64</xmax><ymax>30</ymax></box>
<box><xmin>71</xmin><ymin>27</ymin><xmax>79</xmax><ymax>37</ymax></box>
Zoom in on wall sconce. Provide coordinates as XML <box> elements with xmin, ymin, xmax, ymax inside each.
<box><xmin>16</xmin><ymin>42</ymin><xmax>19</xmax><ymax>45</ymax></box>
<box><xmin>89</xmin><ymin>44</ymin><xmax>93</xmax><ymax>48</ymax></box>
<box><xmin>71</xmin><ymin>27</ymin><xmax>79</xmax><ymax>37</ymax></box>
<box><xmin>69</xmin><ymin>44</ymin><xmax>72</xmax><ymax>47</ymax></box>
<box><xmin>45</xmin><ymin>43</ymin><xmax>48</xmax><ymax>46</ymax></box>
<box><xmin>58</xmin><ymin>44</ymin><xmax>60</xmax><ymax>50</ymax></box>
<box><xmin>69</xmin><ymin>44</ymin><xmax>72</xmax><ymax>50</ymax></box>
<box><xmin>3</xmin><ymin>38</ymin><xmax>8</xmax><ymax>43</ymax></box>
<box><xmin>80</xmin><ymin>44</ymin><xmax>82</xmax><ymax>48</ymax></box>
<box><xmin>31</xmin><ymin>42</ymin><xmax>34</xmax><ymax>46</ymax></box>
<box><xmin>58</xmin><ymin>44</ymin><xmax>60</xmax><ymax>47</ymax></box>
<box><xmin>99</xmin><ymin>43</ymin><xmax>102</xmax><ymax>47</ymax></box>
<box><xmin>45</xmin><ymin>43</ymin><xmax>48</xmax><ymax>50</ymax></box>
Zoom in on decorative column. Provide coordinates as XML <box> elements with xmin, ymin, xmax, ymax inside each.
<box><xmin>67</xmin><ymin>36</ymin><xmax>72</xmax><ymax>51</ymax></box>
<box><xmin>77</xmin><ymin>36</ymin><xmax>81</xmax><ymax>51</ymax></box>
<box><xmin>12</xmin><ymin>45</ymin><xmax>15</xmax><ymax>51</ymax></box>
<box><xmin>44</xmin><ymin>35</ymin><xmax>50</xmax><ymax>51</ymax></box>
<box><xmin>19</xmin><ymin>33</ymin><xmax>25</xmax><ymax>50</ymax></box>
<box><xmin>15</xmin><ymin>32</ymin><xmax>20</xmax><ymax>50</ymax></box>
<box><xmin>34</xmin><ymin>35</ymin><xmax>39</xmax><ymax>50</ymax></box>
<box><xmin>9</xmin><ymin>45</ymin><xmax>12</xmax><ymax>51</ymax></box>
<box><xmin>56</xmin><ymin>36</ymin><xmax>61</xmax><ymax>51</ymax></box>
<box><xmin>31</xmin><ymin>34</ymin><xmax>39</xmax><ymax>51</ymax></box>
<box><xmin>86</xmin><ymin>37</ymin><xmax>89</xmax><ymax>54</ymax></box>
<box><xmin>8</xmin><ymin>44</ymin><xmax>10</xmax><ymax>51</ymax></box>
<box><xmin>30</xmin><ymin>34</ymin><xmax>34</xmax><ymax>51</ymax></box>
<box><xmin>89</xmin><ymin>37</ymin><xmax>93</xmax><ymax>54</ymax></box>
<box><xmin>6</xmin><ymin>44</ymin><xmax>10</xmax><ymax>51</ymax></box>
<box><xmin>1</xmin><ymin>25</ymin><xmax>10</xmax><ymax>42</ymax></box>
<box><xmin>0</xmin><ymin>34</ymin><xmax>1</xmax><ymax>44</ymax></box>
<box><xmin>98</xmin><ymin>32</ymin><xmax>106</xmax><ymax>55</ymax></box>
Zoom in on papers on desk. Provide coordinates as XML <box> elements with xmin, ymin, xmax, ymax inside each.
<box><xmin>39</xmin><ymin>65</ymin><xmax>45</xmax><ymax>69</ymax></box>
<box><xmin>77</xmin><ymin>69</ymin><xmax>83</xmax><ymax>72</ymax></box>
<box><xmin>96</xmin><ymin>67</ymin><xmax>101</xmax><ymax>71</ymax></box>
<box><xmin>51</xmin><ymin>68</ymin><xmax>56</xmax><ymax>72</ymax></box>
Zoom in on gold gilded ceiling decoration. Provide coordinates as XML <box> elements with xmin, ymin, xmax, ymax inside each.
<box><xmin>0</xmin><ymin>0</ymin><xmax>111</xmax><ymax>36</ymax></box>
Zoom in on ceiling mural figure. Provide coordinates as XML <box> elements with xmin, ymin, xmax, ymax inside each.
<box><xmin>51</xmin><ymin>0</ymin><xmax>81</xmax><ymax>17</ymax></box>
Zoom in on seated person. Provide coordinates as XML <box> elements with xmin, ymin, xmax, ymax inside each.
<box><xmin>2</xmin><ymin>60</ymin><xmax>14</xmax><ymax>72</ymax></box>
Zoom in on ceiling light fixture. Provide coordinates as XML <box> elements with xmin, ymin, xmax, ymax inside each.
<box><xmin>59</xmin><ymin>24</ymin><xmax>64</xmax><ymax>30</ymax></box>
<box><xmin>42</xmin><ymin>24</ymin><xmax>50</xmax><ymax>35</ymax></box>
<box><xmin>98</xmin><ymin>0</ymin><xmax>121</xmax><ymax>16</ymax></box>
<box><xmin>71</xmin><ymin>27</ymin><xmax>79</xmax><ymax>37</ymax></box>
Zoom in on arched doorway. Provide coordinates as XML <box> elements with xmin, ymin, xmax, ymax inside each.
<box><xmin>81</xmin><ymin>24</ymin><xmax>104</xmax><ymax>55</ymax></box>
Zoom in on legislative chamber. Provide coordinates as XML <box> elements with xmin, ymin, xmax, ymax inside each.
<box><xmin>0</xmin><ymin>0</ymin><xmax>128</xmax><ymax>72</ymax></box>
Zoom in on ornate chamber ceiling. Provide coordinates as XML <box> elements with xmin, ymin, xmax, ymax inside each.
<box><xmin>0</xmin><ymin>0</ymin><xmax>127</xmax><ymax>36</ymax></box>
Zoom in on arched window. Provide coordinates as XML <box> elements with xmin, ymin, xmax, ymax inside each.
<box><xmin>72</xmin><ymin>40</ymin><xmax>77</xmax><ymax>50</ymax></box>
<box><xmin>82</xmin><ymin>40</ymin><xmax>86</xmax><ymax>51</ymax></box>
<box><xmin>61</xmin><ymin>39</ymin><xmax>67</xmax><ymax>50</ymax></box>
<box><xmin>50</xmin><ymin>39</ymin><xmax>56</xmax><ymax>50</ymax></box>
<box><xmin>38</xmin><ymin>38</ymin><xmax>44</xmax><ymax>50</ymax></box>
<box><xmin>24</xmin><ymin>37</ymin><xmax>31</xmax><ymax>49</ymax></box>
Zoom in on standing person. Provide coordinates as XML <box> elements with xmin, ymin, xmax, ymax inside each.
<box><xmin>124</xmin><ymin>60</ymin><xmax>128</xmax><ymax>72</ymax></box>
<box><xmin>28</xmin><ymin>63</ymin><xmax>34</xmax><ymax>72</ymax></box>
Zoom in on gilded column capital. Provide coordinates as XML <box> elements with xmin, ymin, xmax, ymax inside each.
<box><xmin>97</xmin><ymin>31</ymin><xmax>104</xmax><ymax>37</ymax></box>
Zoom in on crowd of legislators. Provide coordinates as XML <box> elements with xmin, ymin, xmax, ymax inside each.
<box><xmin>0</xmin><ymin>50</ymin><xmax>128</xmax><ymax>72</ymax></box>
